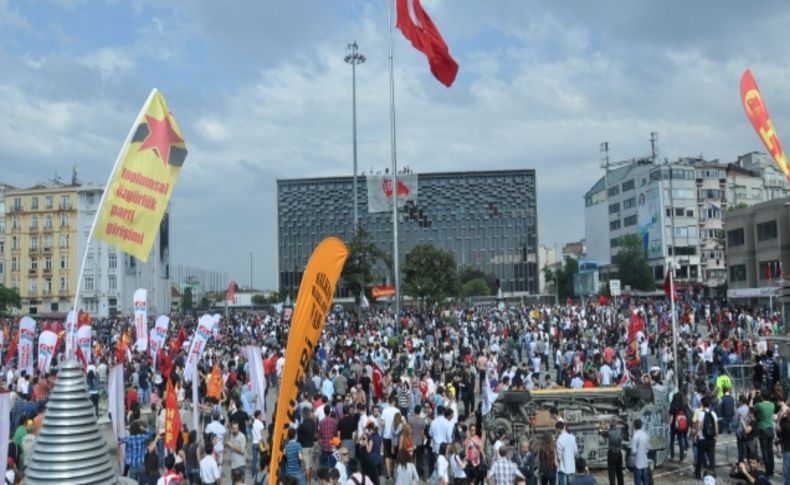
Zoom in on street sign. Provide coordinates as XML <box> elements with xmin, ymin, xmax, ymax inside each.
<box><xmin>610</xmin><ymin>279</ymin><xmax>622</xmax><ymax>297</ymax></box>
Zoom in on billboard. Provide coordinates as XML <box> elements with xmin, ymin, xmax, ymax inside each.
<box><xmin>637</xmin><ymin>184</ymin><xmax>663</xmax><ymax>259</ymax></box>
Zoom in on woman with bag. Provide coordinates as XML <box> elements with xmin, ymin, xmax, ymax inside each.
<box><xmin>393</xmin><ymin>449</ymin><xmax>419</xmax><ymax>485</ymax></box>
<box><xmin>449</xmin><ymin>442</ymin><xmax>469</xmax><ymax>485</ymax></box>
<box><xmin>538</xmin><ymin>434</ymin><xmax>558</xmax><ymax>485</ymax></box>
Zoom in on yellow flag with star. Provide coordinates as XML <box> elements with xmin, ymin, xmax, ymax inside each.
<box><xmin>95</xmin><ymin>89</ymin><xmax>187</xmax><ymax>262</ymax></box>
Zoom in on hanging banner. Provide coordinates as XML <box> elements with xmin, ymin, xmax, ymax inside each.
<box><xmin>268</xmin><ymin>237</ymin><xmax>348</xmax><ymax>485</ymax></box>
<box><xmin>191</xmin><ymin>358</ymin><xmax>200</xmax><ymax>433</ymax></box>
<box><xmin>626</xmin><ymin>311</ymin><xmax>644</xmax><ymax>370</ymax></box>
<box><xmin>133</xmin><ymin>288</ymin><xmax>148</xmax><ymax>352</ymax></box>
<box><xmin>0</xmin><ymin>392</ymin><xmax>9</xmax><ymax>483</ymax></box>
<box><xmin>164</xmin><ymin>379</ymin><xmax>181</xmax><ymax>450</ymax></box>
<box><xmin>108</xmin><ymin>364</ymin><xmax>126</xmax><ymax>475</ymax></box>
<box><xmin>149</xmin><ymin>315</ymin><xmax>170</xmax><ymax>366</ymax></box>
<box><xmin>740</xmin><ymin>69</ymin><xmax>790</xmax><ymax>181</ymax></box>
<box><xmin>246</xmin><ymin>345</ymin><xmax>267</xmax><ymax>413</ymax></box>
<box><xmin>183</xmin><ymin>314</ymin><xmax>220</xmax><ymax>382</ymax></box>
<box><xmin>37</xmin><ymin>330</ymin><xmax>59</xmax><ymax>374</ymax></box>
<box><xmin>18</xmin><ymin>316</ymin><xmax>36</xmax><ymax>376</ymax></box>
<box><xmin>371</xmin><ymin>285</ymin><xmax>396</xmax><ymax>299</ymax></box>
<box><xmin>94</xmin><ymin>89</ymin><xmax>188</xmax><ymax>262</ymax></box>
<box><xmin>366</xmin><ymin>173</ymin><xmax>418</xmax><ymax>212</ymax></box>
<box><xmin>227</xmin><ymin>280</ymin><xmax>236</xmax><ymax>304</ymax></box>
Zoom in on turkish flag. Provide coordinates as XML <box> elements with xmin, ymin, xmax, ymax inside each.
<box><xmin>159</xmin><ymin>349</ymin><xmax>173</xmax><ymax>381</ymax></box>
<box><xmin>663</xmin><ymin>271</ymin><xmax>679</xmax><ymax>302</ymax></box>
<box><xmin>4</xmin><ymin>331</ymin><xmax>19</xmax><ymax>366</ymax></box>
<box><xmin>396</xmin><ymin>0</ymin><xmax>459</xmax><ymax>87</ymax></box>
<box><xmin>598</xmin><ymin>294</ymin><xmax>609</xmax><ymax>306</ymax></box>
<box><xmin>372</xmin><ymin>362</ymin><xmax>384</xmax><ymax>400</ymax></box>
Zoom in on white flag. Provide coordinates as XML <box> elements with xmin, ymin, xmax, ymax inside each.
<box><xmin>77</xmin><ymin>325</ymin><xmax>92</xmax><ymax>365</ymax></box>
<box><xmin>246</xmin><ymin>345</ymin><xmax>267</xmax><ymax>414</ymax></box>
<box><xmin>183</xmin><ymin>314</ymin><xmax>219</xmax><ymax>382</ymax></box>
<box><xmin>149</xmin><ymin>315</ymin><xmax>170</xmax><ymax>367</ymax></box>
<box><xmin>37</xmin><ymin>330</ymin><xmax>58</xmax><ymax>374</ymax></box>
<box><xmin>366</xmin><ymin>173</ymin><xmax>418</xmax><ymax>212</ymax></box>
<box><xmin>133</xmin><ymin>288</ymin><xmax>148</xmax><ymax>351</ymax></box>
<box><xmin>18</xmin><ymin>316</ymin><xmax>36</xmax><ymax>376</ymax></box>
<box><xmin>108</xmin><ymin>364</ymin><xmax>126</xmax><ymax>475</ymax></box>
<box><xmin>191</xmin><ymin>358</ymin><xmax>200</xmax><ymax>433</ymax></box>
<box><xmin>65</xmin><ymin>310</ymin><xmax>77</xmax><ymax>358</ymax></box>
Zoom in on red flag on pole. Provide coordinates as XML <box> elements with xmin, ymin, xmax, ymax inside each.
<box><xmin>75</xmin><ymin>345</ymin><xmax>88</xmax><ymax>370</ymax></box>
<box><xmin>164</xmin><ymin>379</ymin><xmax>181</xmax><ymax>450</ymax></box>
<box><xmin>371</xmin><ymin>362</ymin><xmax>384</xmax><ymax>400</ymax></box>
<box><xmin>598</xmin><ymin>294</ymin><xmax>609</xmax><ymax>306</ymax></box>
<box><xmin>4</xmin><ymin>331</ymin><xmax>19</xmax><ymax>366</ymax></box>
<box><xmin>663</xmin><ymin>271</ymin><xmax>678</xmax><ymax>302</ymax></box>
<box><xmin>227</xmin><ymin>280</ymin><xmax>236</xmax><ymax>304</ymax></box>
<box><xmin>766</xmin><ymin>262</ymin><xmax>773</xmax><ymax>281</ymax></box>
<box><xmin>396</xmin><ymin>0</ymin><xmax>459</xmax><ymax>87</ymax></box>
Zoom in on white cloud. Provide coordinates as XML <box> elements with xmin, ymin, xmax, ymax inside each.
<box><xmin>78</xmin><ymin>47</ymin><xmax>135</xmax><ymax>81</ymax></box>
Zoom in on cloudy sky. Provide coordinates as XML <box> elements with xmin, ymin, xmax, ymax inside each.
<box><xmin>1</xmin><ymin>0</ymin><xmax>789</xmax><ymax>289</ymax></box>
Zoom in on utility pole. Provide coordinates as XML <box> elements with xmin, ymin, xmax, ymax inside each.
<box><xmin>345</xmin><ymin>42</ymin><xmax>366</xmax><ymax>228</ymax></box>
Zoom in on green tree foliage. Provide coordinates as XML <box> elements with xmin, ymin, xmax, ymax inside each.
<box><xmin>458</xmin><ymin>267</ymin><xmax>497</xmax><ymax>295</ymax></box>
<box><xmin>613</xmin><ymin>234</ymin><xmax>656</xmax><ymax>291</ymax></box>
<box><xmin>181</xmin><ymin>287</ymin><xmax>194</xmax><ymax>313</ymax></box>
<box><xmin>341</xmin><ymin>226</ymin><xmax>392</xmax><ymax>302</ymax></box>
<box><xmin>461</xmin><ymin>277</ymin><xmax>491</xmax><ymax>298</ymax></box>
<box><xmin>0</xmin><ymin>285</ymin><xmax>20</xmax><ymax>314</ymax></box>
<box><xmin>403</xmin><ymin>243</ymin><xmax>460</xmax><ymax>305</ymax></box>
<box><xmin>251</xmin><ymin>294</ymin><xmax>267</xmax><ymax>306</ymax></box>
<box><xmin>556</xmin><ymin>258</ymin><xmax>579</xmax><ymax>300</ymax></box>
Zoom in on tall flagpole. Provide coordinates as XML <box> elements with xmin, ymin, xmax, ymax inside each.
<box><xmin>387</xmin><ymin>0</ymin><xmax>401</xmax><ymax>324</ymax></box>
<box><xmin>669</xmin><ymin>269</ymin><xmax>679</xmax><ymax>392</ymax></box>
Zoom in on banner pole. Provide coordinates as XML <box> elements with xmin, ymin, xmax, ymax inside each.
<box><xmin>70</xmin><ymin>89</ymin><xmax>158</xmax><ymax>351</ymax></box>
<box><xmin>387</xmin><ymin>0</ymin><xmax>400</xmax><ymax>324</ymax></box>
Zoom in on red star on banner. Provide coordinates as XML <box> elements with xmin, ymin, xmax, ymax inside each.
<box><xmin>139</xmin><ymin>114</ymin><xmax>183</xmax><ymax>167</ymax></box>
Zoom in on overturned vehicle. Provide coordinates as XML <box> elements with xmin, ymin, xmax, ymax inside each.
<box><xmin>484</xmin><ymin>386</ymin><xmax>670</xmax><ymax>468</ymax></box>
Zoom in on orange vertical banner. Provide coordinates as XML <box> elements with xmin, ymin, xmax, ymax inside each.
<box><xmin>164</xmin><ymin>379</ymin><xmax>181</xmax><ymax>449</ymax></box>
<box><xmin>740</xmin><ymin>69</ymin><xmax>790</xmax><ymax>181</ymax></box>
<box><xmin>268</xmin><ymin>237</ymin><xmax>349</xmax><ymax>485</ymax></box>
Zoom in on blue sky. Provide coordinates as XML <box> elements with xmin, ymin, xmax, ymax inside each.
<box><xmin>1</xmin><ymin>0</ymin><xmax>790</xmax><ymax>289</ymax></box>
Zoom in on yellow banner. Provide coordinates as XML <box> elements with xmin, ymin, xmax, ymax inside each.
<box><xmin>95</xmin><ymin>89</ymin><xmax>187</xmax><ymax>261</ymax></box>
<box><xmin>269</xmin><ymin>238</ymin><xmax>348</xmax><ymax>484</ymax></box>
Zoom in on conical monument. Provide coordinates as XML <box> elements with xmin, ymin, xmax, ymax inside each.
<box><xmin>25</xmin><ymin>359</ymin><xmax>119</xmax><ymax>484</ymax></box>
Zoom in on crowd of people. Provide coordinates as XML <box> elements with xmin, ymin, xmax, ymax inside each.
<box><xmin>0</xmin><ymin>295</ymin><xmax>788</xmax><ymax>485</ymax></box>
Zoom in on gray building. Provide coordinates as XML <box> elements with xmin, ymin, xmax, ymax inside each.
<box><xmin>277</xmin><ymin>169</ymin><xmax>539</xmax><ymax>298</ymax></box>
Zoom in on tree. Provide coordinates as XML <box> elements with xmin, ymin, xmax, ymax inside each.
<box><xmin>251</xmin><ymin>294</ymin><xmax>268</xmax><ymax>306</ymax></box>
<box><xmin>403</xmin><ymin>243</ymin><xmax>460</xmax><ymax>306</ymax></box>
<box><xmin>0</xmin><ymin>285</ymin><xmax>20</xmax><ymax>314</ymax></box>
<box><xmin>613</xmin><ymin>234</ymin><xmax>656</xmax><ymax>291</ymax></box>
<box><xmin>461</xmin><ymin>278</ymin><xmax>490</xmax><ymax>298</ymax></box>
<box><xmin>341</xmin><ymin>226</ymin><xmax>393</xmax><ymax>302</ymax></box>
<box><xmin>556</xmin><ymin>258</ymin><xmax>579</xmax><ymax>300</ymax></box>
<box><xmin>181</xmin><ymin>287</ymin><xmax>194</xmax><ymax>313</ymax></box>
<box><xmin>458</xmin><ymin>267</ymin><xmax>497</xmax><ymax>295</ymax></box>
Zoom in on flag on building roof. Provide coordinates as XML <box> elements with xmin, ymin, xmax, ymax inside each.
<box><xmin>396</xmin><ymin>0</ymin><xmax>458</xmax><ymax>87</ymax></box>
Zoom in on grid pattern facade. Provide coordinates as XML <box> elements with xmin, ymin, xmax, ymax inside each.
<box><xmin>277</xmin><ymin>169</ymin><xmax>538</xmax><ymax>297</ymax></box>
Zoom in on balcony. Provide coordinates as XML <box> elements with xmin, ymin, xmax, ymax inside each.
<box><xmin>43</xmin><ymin>226</ymin><xmax>53</xmax><ymax>233</ymax></box>
<box><xmin>43</xmin><ymin>246</ymin><xmax>52</xmax><ymax>254</ymax></box>
<box><xmin>28</xmin><ymin>269</ymin><xmax>37</xmax><ymax>276</ymax></box>
<box><xmin>43</xmin><ymin>267</ymin><xmax>52</xmax><ymax>275</ymax></box>
<box><xmin>42</xmin><ymin>289</ymin><xmax>51</xmax><ymax>297</ymax></box>
<box><xmin>58</xmin><ymin>288</ymin><xmax>69</xmax><ymax>295</ymax></box>
<box><xmin>58</xmin><ymin>204</ymin><xmax>73</xmax><ymax>211</ymax></box>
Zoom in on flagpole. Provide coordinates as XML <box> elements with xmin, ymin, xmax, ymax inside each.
<box><xmin>70</xmin><ymin>89</ymin><xmax>158</xmax><ymax>358</ymax></box>
<box><xmin>669</xmin><ymin>269</ymin><xmax>679</xmax><ymax>392</ymax></box>
<box><xmin>387</xmin><ymin>0</ymin><xmax>401</xmax><ymax>325</ymax></box>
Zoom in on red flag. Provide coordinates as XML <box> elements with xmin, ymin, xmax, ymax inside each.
<box><xmin>4</xmin><ymin>331</ymin><xmax>19</xmax><ymax>366</ymax></box>
<box><xmin>766</xmin><ymin>262</ymin><xmax>773</xmax><ymax>281</ymax></box>
<box><xmin>164</xmin><ymin>379</ymin><xmax>181</xmax><ymax>449</ymax></box>
<box><xmin>175</xmin><ymin>326</ymin><xmax>187</xmax><ymax>350</ymax></box>
<box><xmin>740</xmin><ymin>69</ymin><xmax>790</xmax><ymax>182</ymax></box>
<box><xmin>663</xmin><ymin>271</ymin><xmax>678</xmax><ymax>302</ymax></box>
<box><xmin>158</xmin><ymin>349</ymin><xmax>173</xmax><ymax>380</ymax></box>
<box><xmin>78</xmin><ymin>309</ymin><xmax>92</xmax><ymax>327</ymax></box>
<box><xmin>227</xmin><ymin>280</ymin><xmax>236</xmax><ymax>304</ymax></box>
<box><xmin>116</xmin><ymin>339</ymin><xmax>129</xmax><ymax>363</ymax></box>
<box><xmin>371</xmin><ymin>362</ymin><xmax>384</xmax><ymax>400</ymax></box>
<box><xmin>207</xmin><ymin>363</ymin><xmax>223</xmax><ymax>399</ymax></box>
<box><xmin>396</xmin><ymin>0</ymin><xmax>459</xmax><ymax>87</ymax></box>
<box><xmin>598</xmin><ymin>294</ymin><xmax>609</xmax><ymax>306</ymax></box>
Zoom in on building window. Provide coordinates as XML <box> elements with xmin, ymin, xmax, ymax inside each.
<box><xmin>84</xmin><ymin>277</ymin><xmax>94</xmax><ymax>291</ymax></box>
<box><xmin>30</xmin><ymin>215</ymin><xmax>38</xmax><ymax>229</ymax></box>
<box><xmin>622</xmin><ymin>179</ymin><xmax>635</xmax><ymax>192</ymax></box>
<box><xmin>12</xmin><ymin>216</ymin><xmax>18</xmax><ymax>229</ymax></box>
<box><xmin>609</xmin><ymin>220</ymin><xmax>621</xmax><ymax>230</ymax></box>
<box><xmin>44</xmin><ymin>256</ymin><xmax>52</xmax><ymax>271</ymax></box>
<box><xmin>45</xmin><ymin>196</ymin><xmax>53</xmax><ymax>209</ymax></box>
<box><xmin>60</xmin><ymin>255</ymin><xmax>69</xmax><ymax>270</ymax></box>
<box><xmin>30</xmin><ymin>236</ymin><xmax>38</xmax><ymax>250</ymax></box>
<box><xmin>608</xmin><ymin>202</ymin><xmax>620</xmax><ymax>214</ymax></box>
<box><xmin>44</xmin><ymin>235</ymin><xmax>52</xmax><ymax>249</ymax></box>
<box><xmin>727</xmin><ymin>228</ymin><xmax>745</xmax><ymax>247</ymax></box>
<box><xmin>624</xmin><ymin>214</ymin><xmax>637</xmax><ymax>227</ymax></box>
<box><xmin>11</xmin><ymin>257</ymin><xmax>18</xmax><ymax>272</ymax></box>
<box><xmin>610</xmin><ymin>238</ymin><xmax>620</xmax><ymax>248</ymax></box>
<box><xmin>59</xmin><ymin>277</ymin><xmax>68</xmax><ymax>291</ymax></box>
<box><xmin>109</xmin><ymin>275</ymin><xmax>117</xmax><ymax>290</ymax></box>
<box><xmin>45</xmin><ymin>215</ymin><xmax>52</xmax><ymax>229</ymax></box>
<box><xmin>752</xmin><ymin>187</ymin><xmax>762</xmax><ymax>199</ymax></box>
<box><xmin>607</xmin><ymin>186</ymin><xmax>620</xmax><ymax>197</ymax></box>
<box><xmin>13</xmin><ymin>198</ymin><xmax>21</xmax><ymax>210</ymax></box>
<box><xmin>60</xmin><ymin>213</ymin><xmax>68</xmax><ymax>227</ymax></box>
<box><xmin>756</xmin><ymin>220</ymin><xmax>777</xmax><ymax>241</ymax></box>
<box><xmin>622</xmin><ymin>197</ymin><xmax>636</xmax><ymax>210</ymax></box>
<box><xmin>108</xmin><ymin>253</ymin><xmax>117</xmax><ymax>269</ymax></box>
<box><xmin>31</xmin><ymin>197</ymin><xmax>38</xmax><ymax>210</ymax></box>
<box><xmin>759</xmin><ymin>260</ymin><xmax>780</xmax><ymax>280</ymax></box>
<box><xmin>12</xmin><ymin>236</ymin><xmax>18</xmax><ymax>250</ymax></box>
<box><xmin>60</xmin><ymin>234</ymin><xmax>68</xmax><ymax>248</ymax></box>
<box><xmin>30</xmin><ymin>280</ymin><xmax>37</xmax><ymax>293</ymax></box>
<box><xmin>31</xmin><ymin>256</ymin><xmax>37</xmax><ymax>271</ymax></box>
<box><xmin>60</xmin><ymin>195</ymin><xmax>71</xmax><ymax>210</ymax></box>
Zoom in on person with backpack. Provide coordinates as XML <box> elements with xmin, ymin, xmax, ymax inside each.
<box><xmin>345</xmin><ymin>457</ymin><xmax>374</xmax><ymax>485</ymax></box>
<box><xmin>668</xmin><ymin>392</ymin><xmax>689</xmax><ymax>462</ymax></box>
<box><xmin>694</xmin><ymin>396</ymin><xmax>718</xmax><ymax>480</ymax></box>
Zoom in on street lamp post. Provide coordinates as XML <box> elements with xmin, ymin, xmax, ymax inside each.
<box><xmin>249</xmin><ymin>251</ymin><xmax>253</xmax><ymax>290</ymax></box>
<box><xmin>345</xmin><ymin>42</ymin><xmax>366</xmax><ymax>228</ymax></box>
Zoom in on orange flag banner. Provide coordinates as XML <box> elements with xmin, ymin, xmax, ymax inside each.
<box><xmin>268</xmin><ymin>237</ymin><xmax>349</xmax><ymax>485</ymax></box>
<box><xmin>164</xmin><ymin>379</ymin><xmax>181</xmax><ymax>449</ymax></box>
<box><xmin>740</xmin><ymin>69</ymin><xmax>790</xmax><ymax>181</ymax></box>
<box><xmin>207</xmin><ymin>363</ymin><xmax>223</xmax><ymax>399</ymax></box>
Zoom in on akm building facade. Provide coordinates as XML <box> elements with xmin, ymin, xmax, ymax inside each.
<box><xmin>277</xmin><ymin>169</ymin><xmax>539</xmax><ymax>298</ymax></box>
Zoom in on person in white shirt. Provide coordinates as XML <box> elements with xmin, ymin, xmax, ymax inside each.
<box><xmin>205</xmin><ymin>414</ymin><xmax>226</xmax><ymax>461</ymax></box>
<box><xmin>380</xmin><ymin>396</ymin><xmax>400</xmax><ymax>478</ymax></box>
<box><xmin>199</xmin><ymin>443</ymin><xmax>221</xmax><ymax>484</ymax></box>
<box><xmin>429</xmin><ymin>406</ymin><xmax>454</xmax><ymax>456</ymax></box>
<box><xmin>631</xmin><ymin>419</ymin><xmax>650</xmax><ymax>485</ymax></box>
<box><xmin>555</xmin><ymin>422</ymin><xmax>577</xmax><ymax>485</ymax></box>
<box><xmin>251</xmin><ymin>410</ymin><xmax>265</xmax><ymax>473</ymax></box>
<box><xmin>599</xmin><ymin>363</ymin><xmax>613</xmax><ymax>387</ymax></box>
